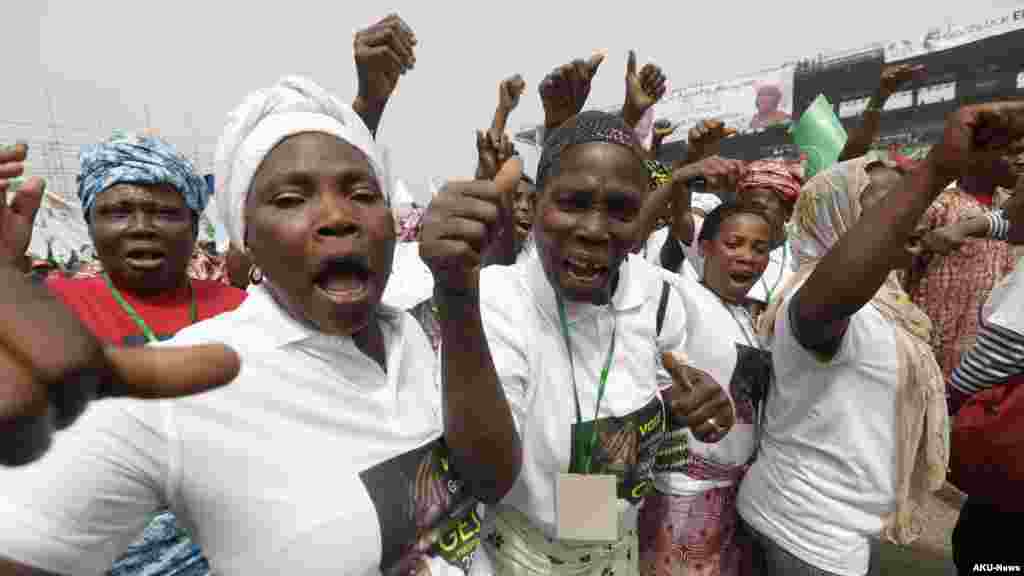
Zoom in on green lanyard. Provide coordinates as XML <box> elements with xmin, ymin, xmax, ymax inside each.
<box><xmin>555</xmin><ymin>293</ymin><xmax>617</xmax><ymax>475</ymax></box>
<box><xmin>760</xmin><ymin>242</ymin><xmax>788</xmax><ymax>304</ymax></box>
<box><xmin>102</xmin><ymin>273</ymin><xmax>197</xmax><ymax>344</ymax></box>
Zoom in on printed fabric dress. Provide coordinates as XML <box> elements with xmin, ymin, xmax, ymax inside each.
<box><xmin>905</xmin><ymin>189</ymin><xmax>1016</xmax><ymax>383</ymax></box>
<box><xmin>638</xmin><ymin>275</ymin><xmax>772</xmax><ymax>576</ymax></box>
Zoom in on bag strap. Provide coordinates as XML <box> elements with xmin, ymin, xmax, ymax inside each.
<box><xmin>656</xmin><ymin>280</ymin><xmax>671</xmax><ymax>337</ymax></box>
<box><xmin>659</xmin><ymin>234</ymin><xmax>686</xmax><ymax>273</ymax></box>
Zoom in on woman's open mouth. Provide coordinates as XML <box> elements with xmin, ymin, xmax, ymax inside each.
<box><xmin>729</xmin><ymin>271</ymin><xmax>757</xmax><ymax>284</ymax></box>
<box><xmin>565</xmin><ymin>255</ymin><xmax>609</xmax><ymax>285</ymax></box>
<box><xmin>123</xmin><ymin>248</ymin><xmax>166</xmax><ymax>270</ymax></box>
<box><xmin>313</xmin><ymin>258</ymin><xmax>372</xmax><ymax>303</ymax></box>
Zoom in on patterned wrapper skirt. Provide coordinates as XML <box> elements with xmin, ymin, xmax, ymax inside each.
<box><xmin>637</xmin><ymin>484</ymin><xmax>750</xmax><ymax>576</ymax></box>
<box><xmin>475</xmin><ymin>505</ymin><xmax>641</xmax><ymax>576</ymax></box>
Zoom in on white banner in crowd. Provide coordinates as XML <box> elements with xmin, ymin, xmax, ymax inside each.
<box><xmin>883</xmin><ymin>7</ymin><xmax>1024</xmax><ymax>62</ymax></box>
<box><xmin>27</xmin><ymin>192</ymin><xmax>95</xmax><ymax>265</ymax></box>
<box><xmin>653</xmin><ymin>64</ymin><xmax>796</xmax><ymax>143</ymax></box>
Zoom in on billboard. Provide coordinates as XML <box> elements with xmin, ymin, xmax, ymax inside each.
<box><xmin>653</xmin><ymin>64</ymin><xmax>796</xmax><ymax>143</ymax></box>
<box><xmin>884</xmin><ymin>7</ymin><xmax>1024</xmax><ymax>62</ymax></box>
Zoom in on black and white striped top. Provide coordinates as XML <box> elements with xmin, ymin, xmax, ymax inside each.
<box><xmin>950</xmin><ymin>317</ymin><xmax>1024</xmax><ymax>395</ymax></box>
<box><xmin>987</xmin><ymin>208</ymin><xmax>1010</xmax><ymax>241</ymax></box>
<box><xmin>951</xmin><ymin>208</ymin><xmax>1022</xmax><ymax>395</ymax></box>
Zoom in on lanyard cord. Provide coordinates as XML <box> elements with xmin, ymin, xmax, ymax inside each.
<box><xmin>759</xmin><ymin>242</ymin><xmax>788</xmax><ymax>304</ymax></box>
<box><xmin>103</xmin><ymin>273</ymin><xmax>197</xmax><ymax>344</ymax></box>
<box><xmin>701</xmin><ymin>281</ymin><xmax>758</xmax><ymax>349</ymax></box>
<box><xmin>703</xmin><ymin>282</ymin><xmax>770</xmax><ymax>448</ymax></box>
<box><xmin>555</xmin><ymin>293</ymin><xmax>617</xmax><ymax>475</ymax></box>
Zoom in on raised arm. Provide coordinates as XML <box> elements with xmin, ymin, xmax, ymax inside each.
<box><xmin>620</xmin><ymin>50</ymin><xmax>667</xmax><ymax>129</ymax></box>
<box><xmin>839</xmin><ymin>64</ymin><xmax>925</xmax><ymax>162</ymax></box>
<box><xmin>633</xmin><ymin>156</ymin><xmax>746</xmax><ymax>248</ymax></box>
<box><xmin>685</xmin><ymin>119</ymin><xmax>737</xmax><ymax>164</ymax></box>
<box><xmin>477</xmin><ymin>75</ymin><xmax>526</xmax><ymax>181</ymax></box>
<box><xmin>418</xmin><ymin>159</ymin><xmax>523</xmax><ymax>504</ymax></box>
<box><xmin>654</xmin><ymin>121</ymin><xmax>738</xmax><ymax>247</ymax></box>
<box><xmin>923</xmin><ymin>169</ymin><xmax>1021</xmax><ymax>254</ymax></box>
<box><xmin>490</xmin><ymin>75</ymin><xmax>525</xmax><ymax>140</ymax></box>
<box><xmin>473</xmin><ymin>75</ymin><xmax>528</xmax><ymax>266</ymax></box>
<box><xmin>539</xmin><ymin>52</ymin><xmax>605</xmax><ymax>133</ymax></box>
<box><xmin>921</xmin><ymin>211</ymin><xmax>1004</xmax><ymax>255</ymax></box>
<box><xmin>794</xmin><ymin>101</ymin><xmax>1024</xmax><ymax>354</ymax></box>
<box><xmin>352</xmin><ymin>14</ymin><xmax>417</xmax><ymax>136</ymax></box>
<box><xmin>0</xmin><ymin>144</ymin><xmax>43</xmax><ymax>275</ymax></box>
<box><xmin>646</xmin><ymin>119</ymin><xmax>678</xmax><ymax>162</ymax></box>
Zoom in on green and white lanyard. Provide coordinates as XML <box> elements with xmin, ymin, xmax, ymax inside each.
<box><xmin>759</xmin><ymin>241</ymin><xmax>789</xmax><ymax>305</ymax></box>
<box><xmin>555</xmin><ymin>293</ymin><xmax>617</xmax><ymax>475</ymax></box>
<box><xmin>102</xmin><ymin>273</ymin><xmax>197</xmax><ymax>344</ymax></box>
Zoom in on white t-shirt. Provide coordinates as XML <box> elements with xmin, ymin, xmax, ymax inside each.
<box><xmin>642</xmin><ymin>226</ymin><xmax>700</xmax><ymax>280</ymax></box>
<box><xmin>0</xmin><ymin>286</ymin><xmax>479</xmax><ymax>576</ymax></box>
<box><xmin>381</xmin><ymin>241</ymin><xmax>434</xmax><ymax>311</ymax></box>
<box><xmin>737</xmin><ymin>282</ymin><xmax>900</xmax><ymax>576</ymax></box>
<box><xmin>684</xmin><ymin>218</ymin><xmax>796</xmax><ymax>304</ymax></box>
<box><xmin>474</xmin><ymin>254</ymin><xmax>686</xmax><ymax>547</ymax></box>
<box><xmin>980</xmin><ymin>255</ymin><xmax>1024</xmax><ymax>335</ymax></box>
<box><xmin>655</xmin><ymin>274</ymin><xmax>770</xmax><ymax>496</ymax></box>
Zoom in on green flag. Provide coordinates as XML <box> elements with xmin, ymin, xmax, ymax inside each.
<box><xmin>790</xmin><ymin>94</ymin><xmax>848</xmax><ymax>179</ymax></box>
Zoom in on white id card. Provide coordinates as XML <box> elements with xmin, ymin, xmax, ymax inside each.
<box><xmin>555</xmin><ymin>473</ymin><xmax>618</xmax><ymax>542</ymax></box>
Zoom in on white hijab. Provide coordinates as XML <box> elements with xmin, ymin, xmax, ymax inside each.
<box><xmin>214</xmin><ymin>75</ymin><xmax>389</xmax><ymax>250</ymax></box>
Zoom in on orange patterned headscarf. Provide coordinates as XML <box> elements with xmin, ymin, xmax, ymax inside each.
<box><xmin>737</xmin><ymin>160</ymin><xmax>802</xmax><ymax>204</ymax></box>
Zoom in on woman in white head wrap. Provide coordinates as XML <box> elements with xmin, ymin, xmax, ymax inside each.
<box><xmin>0</xmin><ymin>72</ymin><xmax>522</xmax><ymax>576</ymax></box>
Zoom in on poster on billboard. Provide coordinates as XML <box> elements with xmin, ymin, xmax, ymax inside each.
<box><xmin>652</xmin><ymin>64</ymin><xmax>796</xmax><ymax>143</ymax></box>
<box><xmin>883</xmin><ymin>8</ymin><xmax>1024</xmax><ymax>62</ymax></box>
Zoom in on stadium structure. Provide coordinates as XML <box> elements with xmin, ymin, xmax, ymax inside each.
<box><xmin>514</xmin><ymin>8</ymin><xmax>1024</xmax><ymax>166</ymax></box>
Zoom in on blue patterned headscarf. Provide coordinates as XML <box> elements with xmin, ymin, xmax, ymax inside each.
<box><xmin>77</xmin><ymin>133</ymin><xmax>209</xmax><ymax>218</ymax></box>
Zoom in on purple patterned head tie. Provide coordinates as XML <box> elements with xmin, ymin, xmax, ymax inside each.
<box><xmin>536</xmin><ymin>111</ymin><xmax>643</xmax><ymax>189</ymax></box>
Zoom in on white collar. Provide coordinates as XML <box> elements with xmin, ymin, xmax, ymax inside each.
<box><xmin>240</xmin><ymin>283</ymin><xmax>404</xmax><ymax>350</ymax></box>
<box><xmin>523</xmin><ymin>252</ymin><xmax>656</xmax><ymax>326</ymax></box>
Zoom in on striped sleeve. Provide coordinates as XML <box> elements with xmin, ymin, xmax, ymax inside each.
<box><xmin>951</xmin><ymin>315</ymin><xmax>1024</xmax><ymax>394</ymax></box>
<box><xmin>987</xmin><ymin>209</ymin><xmax>1010</xmax><ymax>241</ymax></box>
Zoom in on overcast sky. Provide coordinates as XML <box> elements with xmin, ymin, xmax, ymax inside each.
<box><xmin>11</xmin><ymin>0</ymin><xmax>1024</xmax><ymax>203</ymax></box>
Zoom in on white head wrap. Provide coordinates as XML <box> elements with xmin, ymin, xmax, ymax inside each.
<box><xmin>214</xmin><ymin>75</ymin><xmax>388</xmax><ymax>250</ymax></box>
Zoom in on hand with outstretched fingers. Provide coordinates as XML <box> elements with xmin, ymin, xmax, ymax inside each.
<box><xmin>539</xmin><ymin>52</ymin><xmax>605</xmax><ymax>131</ymax></box>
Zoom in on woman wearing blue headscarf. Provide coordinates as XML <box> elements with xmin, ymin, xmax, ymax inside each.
<box><xmin>46</xmin><ymin>131</ymin><xmax>247</xmax><ymax>576</ymax></box>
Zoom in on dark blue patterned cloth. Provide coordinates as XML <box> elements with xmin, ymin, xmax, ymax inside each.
<box><xmin>77</xmin><ymin>133</ymin><xmax>209</xmax><ymax>218</ymax></box>
<box><xmin>107</xmin><ymin>511</ymin><xmax>210</xmax><ymax>576</ymax></box>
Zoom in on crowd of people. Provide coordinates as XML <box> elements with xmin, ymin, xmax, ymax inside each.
<box><xmin>1</xmin><ymin>13</ymin><xmax>1023</xmax><ymax>576</ymax></box>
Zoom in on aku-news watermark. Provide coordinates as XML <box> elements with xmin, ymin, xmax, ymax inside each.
<box><xmin>971</xmin><ymin>564</ymin><xmax>1022</xmax><ymax>573</ymax></box>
